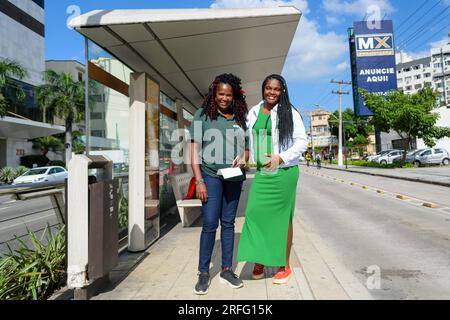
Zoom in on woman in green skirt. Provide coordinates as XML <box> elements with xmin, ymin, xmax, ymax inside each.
<box><xmin>237</xmin><ymin>74</ymin><xmax>308</xmax><ymax>284</ymax></box>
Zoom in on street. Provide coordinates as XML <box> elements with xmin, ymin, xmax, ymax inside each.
<box><xmin>297</xmin><ymin>167</ymin><xmax>450</xmax><ymax>299</ymax></box>
<box><xmin>0</xmin><ymin>197</ymin><xmax>60</xmax><ymax>255</ymax></box>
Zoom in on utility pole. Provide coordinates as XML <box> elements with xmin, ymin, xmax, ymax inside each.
<box><xmin>331</xmin><ymin>80</ymin><xmax>351</xmax><ymax>167</ymax></box>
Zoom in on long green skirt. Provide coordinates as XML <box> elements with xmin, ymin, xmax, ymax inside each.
<box><xmin>237</xmin><ymin>166</ymin><xmax>299</xmax><ymax>267</ymax></box>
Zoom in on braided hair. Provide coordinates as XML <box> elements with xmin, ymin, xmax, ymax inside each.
<box><xmin>262</xmin><ymin>74</ymin><xmax>295</xmax><ymax>149</ymax></box>
<box><xmin>201</xmin><ymin>73</ymin><xmax>248</xmax><ymax>128</ymax></box>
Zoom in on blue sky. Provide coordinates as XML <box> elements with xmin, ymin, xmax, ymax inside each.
<box><xmin>45</xmin><ymin>0</ymin><xmax>450</xmax><ymax>124</ymax></box>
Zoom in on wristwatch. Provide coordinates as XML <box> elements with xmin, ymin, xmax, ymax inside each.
<box><xmin>195</xmin><ymin>179</ymin><xmax>205</xmax><ymax>185</ymax></box>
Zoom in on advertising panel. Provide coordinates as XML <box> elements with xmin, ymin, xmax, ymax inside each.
<box><xmin>349</xmin><ymin>20</ymin><xmax>398</xmax><ymax>117</ymax></box>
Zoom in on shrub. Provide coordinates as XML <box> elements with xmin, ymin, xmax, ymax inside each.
<box><xmin>14</xmin><ymin>166</ymin><xmax>28</xmax><ymax>178</ymax></box>
<box><xmin>0</xmin><ymin>167</ymin><xmax>15</xmax><ymax>184</ymax></box>
<box><xmin>0</xmin><ymin>225</ymin><xmax>66</xmax><ymax>300</ymax></box>
<box><xmin>48</xmin><ymin>160</ymin><xmax>66</xmax><ymax>168</ymax></box>
<box><xmin>20</xmin><ymin>155</ymin><xmax>49</xmax><ymax>168</ymax></box>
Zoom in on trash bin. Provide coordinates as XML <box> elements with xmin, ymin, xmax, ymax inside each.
<box><xmin>66</xmin><ymin>155</ymin><xmax>119</xmax><ymax>299</ymax></box>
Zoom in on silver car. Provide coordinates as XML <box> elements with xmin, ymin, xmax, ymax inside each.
<box><xmin>374</xmin><ymin>150</ymin><xmax>404</xmax><ymax>165</ymax></box>
<box><xmin>12</xmin><ymin>166</ymin><xmax>67</xmax><ymax>185</ymax></box>
<box><xmin>409</xmin><ymin>148</ymin><xmax>450</xmax><ymax>167</ymax></box>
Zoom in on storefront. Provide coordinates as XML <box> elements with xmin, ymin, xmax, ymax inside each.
<box><xmin>69</xmin><ymin>6</ymin><xmax>301</xmax><ymax>251</ymax></box>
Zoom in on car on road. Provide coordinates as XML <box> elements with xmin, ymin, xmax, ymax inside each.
<box><xmin>12</xmin><ymin>166</ymin><xmax>67</xmax><ymax>185</ymax></box>
<box><xmin>402</xmin><ymin>148</ymin><xmax>450</xmax><ymax>167</ymax></box>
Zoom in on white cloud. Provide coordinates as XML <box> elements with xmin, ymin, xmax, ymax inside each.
<box><xmin>322</xmin><ymin>0</ymin><xmax>395</xmax><ymax>16</ymax></box>
<box><xmin>401</xmin><ymin>35</ymin><xmax>450</xmax><ymax>62</ymax></box>
<box><xmin>210</xmin><ymin>0</ymin><xmax>348</xmax><ymax>81</ymax></box>
<box><xmin>325</xmin><ymin>15</ymin><xmax>342</xmax><ymax>25</ymax></box>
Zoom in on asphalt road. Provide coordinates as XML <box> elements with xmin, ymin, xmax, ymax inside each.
<box><xmin>297</xmin><ymin>167</ymin><xmax>450</xmax><ymax>300</ymax></box>
<box><xmin>0</xmin><ymin>197</ymin><xmax>61</xmax><ymax>255</ymax></box>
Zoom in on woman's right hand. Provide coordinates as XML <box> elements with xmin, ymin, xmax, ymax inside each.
<box><xmin>196</xmin><ymin>182</ymin><xmax>208</xmax><ymax>203</ymax></box>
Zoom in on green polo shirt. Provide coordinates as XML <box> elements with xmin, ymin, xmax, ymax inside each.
<box><xmin>189</xmin><ymin>108</ymin><xmax>249</xmax><ymax>181</ymax></box>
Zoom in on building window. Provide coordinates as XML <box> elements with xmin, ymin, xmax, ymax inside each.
<box><xmin>425</xmin><ymin>82</ymin><xmax>432</xmax><ymax>87</ymax></box>
<box><xmin>160</xmin><ymin>92</ymin><xmax>176</xmax><ymax>112</ymax></box>
<box><xmin>434</xmin><ymin>63</ymin><xmax>442</xmax><ymax>69</ymax></box>
<box><xmin>91</xmin><ymin>112</ymin><xmax>103</xmax><ymax>120</ymax></box>
<box><xmin>404</xmin><ymin>68</ymin><xmax>411</xmax><ymax>72</ymax></box>
<box><xmin>405</xmin><ymin>77</ymin><xmax>412</xmax><ymax>82</ymax></box>
<box><xmin>78</xmin><ymin>72</ymin><xmax>83</xmax><ymax>82</ymax></box>
<box><xmin>414</xmin><ymin>84</ymin><xmax>422</xmax><ymax>90</ymax></box>
<box><xmin>425</xmin><ymin>73</ymin><xmax>431</xmax><ymax>78</ymax></box>
<box><xmin>415</xmin><ymin>75</ymin><xmax>421</xmax><ymax>80</ymax></box>
<box><xmin>405</xmin><ymin>86</ymin><xmax>412</xmax><ymax>91</ymax></box>
<box><xmin>318</xmin><ymin>116</ymin><xmax>323</xmax><ymax>120</ymax></box>
<box><xmin>91</xmin><ymin>130</ymin><xmax>105</xmax><ymax>137</ymax></box>
<box><xmin>413</xmin><ymin>65</ymin><xmax>420</xmax><ymax>70</ymax></box>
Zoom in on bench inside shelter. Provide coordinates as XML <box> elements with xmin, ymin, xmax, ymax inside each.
<box><xmin>170</xmin><ymin>172</ymin><xmax>202</xmax><ymax>227</ymax></box>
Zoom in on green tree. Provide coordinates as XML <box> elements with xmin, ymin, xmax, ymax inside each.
<box><xmin>0</xmin><ymin>59</ymin><xmax>28</xmax><ymax>117</ymax></box>
<box><xmin>360</xmin><ymin>87</ymin><xmax>450</xmax><ymax>162</ymax></box>
<box><xmin>328</xmin><ymin>108</ymin><xmax>374</xmax><ymax>144</ymax></box>
<box><xmin>36</xmin><ymin>70</ymin><xmax>85</xmax><ymax>163</ymax></box>
<box><xmin>31</xmin><ymin>136</ymin><xmax>64</xmax><ymax>157</ymax></box>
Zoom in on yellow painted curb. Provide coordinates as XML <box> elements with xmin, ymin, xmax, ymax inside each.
<box><xmin>423</xmin><ymin>202</ymin><xmax>439</xmax><ymax>209</ymax></box>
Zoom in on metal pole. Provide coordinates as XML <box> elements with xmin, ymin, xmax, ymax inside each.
<box><xmin>339</xmin><ymin>88</ymin><xmax>343</xmax><ymax>166</ymax></box>
<box><xmin>331</xmin><ymin>80</ymin><xmax>351</xmax><ymax>167</ymax></box>
<box><xmin>84</xmin><ymin>36</ymin><xmax>90</xmax><ymax>155</ymax></box>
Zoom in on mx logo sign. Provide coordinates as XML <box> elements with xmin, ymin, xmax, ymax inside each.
<box><xmin>356</xmin><ymin>33</ymin><xmax>394</xmax><ymax>57</ymax></box>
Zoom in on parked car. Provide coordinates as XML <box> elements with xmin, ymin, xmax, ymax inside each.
<box><xmin>402</xmin><ymin>148</ymin><xmax>450</xmax><ymax>167</ymax></box>
<box><xmin>373</xmin><ymin>150</ymin><xmax>404</xmax><ymax>165</ymax></box>
<box><xmin>392</xmin><ymin>149</ymin><xmax>425</xmax><ymax>164</ymax></box>
<box><xmin>367</xmin><ymin>150</ymin><xmax>395</xmax><ymax>162</ymax></box>
<box><xmin>12</xmin><ymin>166</ymin><xmax>67</xmax><ymax>185</ymax></box>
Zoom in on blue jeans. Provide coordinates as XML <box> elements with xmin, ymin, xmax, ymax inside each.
<box><xmin>198</xmin><ymin>172</ymin><xmax>243</xmax><ymax>273</ymax></box>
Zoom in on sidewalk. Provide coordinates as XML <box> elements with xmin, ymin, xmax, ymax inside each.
<box><xmin>311</xmin><ymin>163</ymin><xmax>450</xmax><ymax>187</ymax></box>
<box><xmin>52</xmin><ymin>172</ymin><xmax>371</xmax><ymax>300</ymax></box>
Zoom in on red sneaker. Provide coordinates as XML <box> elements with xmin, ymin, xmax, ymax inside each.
<box><xmin>273</xmin><ymin>267</ymin><xmax>292</xmax><ymax>284</ymax></box>
<box><xmin>252</xmin><ymin>263</ymin><xmax>265</xmax><ymax>280</ymax></box>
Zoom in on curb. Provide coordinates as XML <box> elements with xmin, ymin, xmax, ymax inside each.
<box><xmin>305</xmin><ymin>165</ymin><xmax>450</xmax><ymax>188</ymax></box>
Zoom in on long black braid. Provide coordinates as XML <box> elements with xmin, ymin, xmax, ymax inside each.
<box><xmin>201</xmin><ymin>73</ymin><xmax>248</xmax><ymax>129</ymax></box>
<box><xmin>262</xmin><ymin>74</ymin><xmax>294</xmax><ymax>149</ymax></box>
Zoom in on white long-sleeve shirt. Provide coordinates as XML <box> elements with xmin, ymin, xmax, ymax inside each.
<box><xmin>247</xmin><ymin>101</ymin><xmax>308</xmax><ymax>168</ymax></box>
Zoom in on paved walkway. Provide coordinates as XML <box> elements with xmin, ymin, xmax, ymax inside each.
<box><xmin>52</xmin><ymin>171</ymin><xmax>373</xmax><ymax>300</ymax></box>
<box><xmin>311</xmin><ymin>163</ymin><xmax>450</xmax><ymax>187</ymax></box>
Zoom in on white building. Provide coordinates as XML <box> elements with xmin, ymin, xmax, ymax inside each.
<box><xmin>397</xmin><ymin>41</ymin><xmax>450</xmax><ymax>105</ymax></box>
<box><xmin>0</xmin><ymin>0</ymin><xmax>64</xmax><ymax>167</ymax></box>
<box><xmin>396</xmin><ymin>57</ymin><xmax>433</xmax><ymax>95</ymax></box>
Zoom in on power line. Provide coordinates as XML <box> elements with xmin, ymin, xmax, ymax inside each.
<box><xmin>395</xmin><ymin>0</ymin><xmax>429</xmax><ymax>34</ymax></box>
<box><xmin>409</xmin><ymin>23</ymin><xmax>450</xmax><ymax>52</ymax></box>
<box><xmin>397</xmin><ymin>6</ymin><xmax>450</xmax><ymax>50</ymax></box>
<box><xmin>396</xmin><ymin>0</ymin><xmax>444</xmax><ymax>44</ymax></box>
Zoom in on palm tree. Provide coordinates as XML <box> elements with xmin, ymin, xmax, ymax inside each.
<box><xmin>0</xmin><ymin>59</ymin><xmax>28</xmax><ymax>117</ymax></box>
<box><xmin>31</xmin><ymin>135</ymin><xmax>64</xmax><ymax>157</ymax></box>
<box><xmin>36</xmin><ymin>70</ymin><xmax>85</xmax><ymax>163</ymax></box>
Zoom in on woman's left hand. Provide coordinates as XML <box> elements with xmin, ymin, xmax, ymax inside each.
<box><xmin>263</xmin><ymin>154</ymin><xmax>284</xmax><ymax>171</ymax></box>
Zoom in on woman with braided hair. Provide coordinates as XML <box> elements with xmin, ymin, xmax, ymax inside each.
<box><xmin>237</xmin><ymin>74</ymin><xmax>308</xmax><ymax>284</ymax></box>
<box><xmin>188</xmin><ymin>73</ymin><xmax>249</xmax><ymax>295</ymax></box>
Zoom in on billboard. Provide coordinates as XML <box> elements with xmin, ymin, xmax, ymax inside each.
<box><xmin>349</xmin><ymin>20</ymin><xmax>398</xmax><ymax>117</ymax></box>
